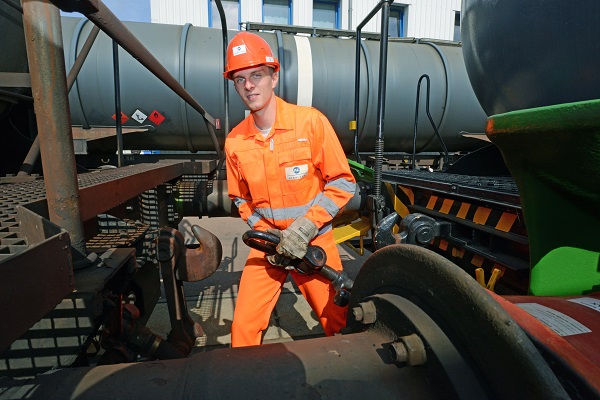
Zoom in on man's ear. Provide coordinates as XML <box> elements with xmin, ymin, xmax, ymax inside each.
<box><xmin>271</xmin><ymin>71</ymin><xmax>279</xmax><ymax>88</ymax></box>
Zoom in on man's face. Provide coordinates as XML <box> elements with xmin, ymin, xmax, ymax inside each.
<box><xmin>232</xmin><ymin>66</ymin><xmax>278</xmax><ymax>113</ymax></box>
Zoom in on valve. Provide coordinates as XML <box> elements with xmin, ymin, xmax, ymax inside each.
<box><xmin>242</xmin><ymin>230</ymin><xmax>354</xmax><ymax>307</ymax></box>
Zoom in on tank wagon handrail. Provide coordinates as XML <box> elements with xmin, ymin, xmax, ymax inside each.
<box><xmin>412</xmin><ymin>74</ymin><xmax>449</xmax><ymax>169</ymax></box>
<box><xmin>213</xmin><ymin>0</ymin><xmax>229</xmax><ymax>173</ymax></box>
<box><xmin>241</xmin><ymin>21</ymin><xmax>383</xmax><ymax>40</ymax></box>
<box><xmin>112</xmin><ymin>40</ymin><xmax>125</xmax><ymax>167</ymax></box>
<box><xmin>51</xmin><ymin>0</ymin><xmax>223</xmax><ymax>159</ymax></box>
<box><xmin>354</xmin><ymin>0</ymin><xmax>393</xmax><ymax>209</ymax></box>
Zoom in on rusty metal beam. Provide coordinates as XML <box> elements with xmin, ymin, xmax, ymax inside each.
<box><xmin>66</xmin><ymin>24</ymin><xmax>100</xmax><ymax>91</ymax></box>
<box><xmin>71</xmin><ymin>126</ymin><xmax>149</xmax><ymax>140</ymax></box>
<box><xmin>0</xmin><ymin>205</ymin><xmax>73</xmax><ymax>353</ymax></box>
<box><xmin>22</xmin><ymin>0</ymin><xmax>87</xmax><ymax>257</ymax></box>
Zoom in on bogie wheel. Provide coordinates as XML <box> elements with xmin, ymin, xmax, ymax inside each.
<box><xmin>348</xmin><ymin>244</ymin><xmax>568</xmax><ymax>400</ymax></box>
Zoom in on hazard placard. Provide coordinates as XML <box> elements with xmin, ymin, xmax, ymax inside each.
<box><xmin>112</xmin><ymin>112</ymin><xmax>129</xmax><ymax>123</ymax></box>
<box><xmin>131</xmin><ymin>109</ymin><xmax>148</xmax><ymax>124</ymax></box>
<box><xmin>148</xmin><ymin>110</ymin><xmax>166</xmax><ymax>125</ymax></box>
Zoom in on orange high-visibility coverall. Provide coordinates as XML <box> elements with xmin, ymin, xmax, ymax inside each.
<box><xmin>225</xmin><ymin>97</ymin><xmax>356</xmax><ymax>347</ymax></box>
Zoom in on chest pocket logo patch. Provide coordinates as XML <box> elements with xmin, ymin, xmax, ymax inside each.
<box><xmin>285</xmin><ymin>164</ymin><xmax>308</xmax><ymax>180</ymax></box>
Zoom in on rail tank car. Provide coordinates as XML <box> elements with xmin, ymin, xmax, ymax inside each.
<box><xmin>461</xmin><ymin>0</ymin><xmax>600</xmax><ymax>115</ymax></box>
<box><xmin>60</xmin><ymin>17</ymin><xmax>488</xmax><ymax>155</ymax></box>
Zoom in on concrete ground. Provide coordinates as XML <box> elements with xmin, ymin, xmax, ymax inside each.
<box><xmin>145</xmin><ymin>217</ymin><xmax>372</xmax><ymax>351</ymax></box>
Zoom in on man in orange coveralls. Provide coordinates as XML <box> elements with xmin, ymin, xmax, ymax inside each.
<box><xmin>223</xmin><ymin>32</ymin><xmax>357</xmax><ymax>347</ymax></box>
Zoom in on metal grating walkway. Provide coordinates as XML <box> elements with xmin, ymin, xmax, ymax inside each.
<box><xmin>0</xmin><ymin>160</ymin><xmax>185</xmax><ymax>262</ymax></box>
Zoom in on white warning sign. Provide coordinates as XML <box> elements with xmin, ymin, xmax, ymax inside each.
<box><xmin>568</xmin><ymin>297</ymin><xmax>600</xmax><ymax>313</ymax></box>
<box><xmin>131</xmin><ymin>109</ymin><xmax>148</xmax><ymax>124</ymax></box>
<box><xmin>517</xmin><ymin>303</ymin><xmax>591</xmax><ymax>337</ymax></box>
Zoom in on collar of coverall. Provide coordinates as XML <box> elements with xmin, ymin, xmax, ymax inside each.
<box><xmin>246</xmin><ymin>96</ymin><xmax>293</xmax><ymax>140</ymax></box>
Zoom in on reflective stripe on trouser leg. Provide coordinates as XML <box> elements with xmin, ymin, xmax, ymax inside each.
<box><xmin>291</xmin><ymin>230</ymin><xmax>347</xmax><ymax>336</ymax></box>
<box><xmin>231</xmin><ymin>249</ymin><xmax>288</xmax><ymax>347</ymax></box>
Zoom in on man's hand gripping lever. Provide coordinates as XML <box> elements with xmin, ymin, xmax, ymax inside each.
<box><xmin>267</xmin><ymin>217</ymin><xmax>318</xmax><ymax>259</ymax></box>
<box><xmin>242</xmin><ymin>229</ymin><xmax>354</xmax><ymax>306</ymax></box>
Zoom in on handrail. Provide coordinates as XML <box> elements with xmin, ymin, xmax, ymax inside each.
<box><xmin>113</xmin><ymin>40</ymin><xmax>124</xmax><ymax>167</ymax></box>
<box><xmin>353</xmin><ymin>0</ymin><xmax>393</xmax><ymax>198</ymax></box>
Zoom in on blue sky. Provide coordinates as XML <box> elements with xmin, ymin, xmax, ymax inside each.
<box><xmin>61</xmin><ymin>0</ymin><xmax>151</xmax><ymax>23</ymax></box>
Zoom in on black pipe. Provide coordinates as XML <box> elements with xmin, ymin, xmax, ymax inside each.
<box><xmin>353</xmin><ymin>32</ymin><xmax>362</xmax><ymax>164</ymax></box>
<box><xmin>275</xmin><ymin>29</ymin><xmax>285</xmax><ymax>99</ymax></box>
<box><xmin>215</xmin><ymin>0</ymin><xmax>229</xmax><ymax>139</ymax></box>
<box><xmin>213</xmin><ymin>0</ymin><xmax>229</xmax><ymax>172</ymax></box>
<box><xmin>113</xmin><ymin>40</ymin><xmax>124</xmax><ymax>167</ymax></box>
<box><xmin>373</xmin><ymin>0</ymin><xmax>391</xmax><ymax>197</ymax></box>
<box><xmin>412</xmin><ymin>74</ymin><xmax>449</xmax><ymax>169</ymax></box>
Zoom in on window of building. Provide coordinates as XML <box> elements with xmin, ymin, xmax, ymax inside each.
<box><xmin>454</xmin><ymin>12</ymin><xmax>461</xmax><ymax>41</ymax></box>
<box><xmin>263</xmin><ymin>0</ymin><xmax>291</xmax><ymax>25</ymax></box>
<box><xmin>389</xmin><ymin>6</ymin><xmax>405</xmax><ymax>38</ymax></box>
<box><xmin>209</xmin><ymin>0</ymin><xmax>240</xmax><ymax>30</ymax></box>
<box><xmin>313</xmin><ymin>0</ymin><xmax>339</xmax><ymax>29</ymax></box>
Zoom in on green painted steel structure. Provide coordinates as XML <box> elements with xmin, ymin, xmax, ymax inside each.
<box><xmin>487</xmin><ymin>99</ymin><xmax>600</xmax><ymax>296</ymax></box>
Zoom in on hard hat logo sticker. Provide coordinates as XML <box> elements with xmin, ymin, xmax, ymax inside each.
<box><xmin>233</xmin><ymin>44</ymin><xmax>247</xmax><ymax>56</ymax></box>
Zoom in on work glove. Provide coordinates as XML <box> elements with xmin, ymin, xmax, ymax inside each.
<box><xmin>266</xmin><ymin>252</ymin><xmax>294</xmax><ymax>269</ymax></box>
<box><xmin>267</xmin><ymin>217</ymin><xmax>318</xmax><ymax>259</ymax></box>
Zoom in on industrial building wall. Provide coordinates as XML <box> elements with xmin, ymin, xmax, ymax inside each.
<box><xmin>150</xmin><ymin>0</ymin><xmax>462</xmax><ymax>41</ymax></box>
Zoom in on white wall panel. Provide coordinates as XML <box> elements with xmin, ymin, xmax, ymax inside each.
<box><xmin>151</xmin><ymin>0</ymin><xmax>207</xmax><ymax>26</ymax></box>
<box><xmin>293</xmin><ymin>1</ymin><xmax>312</xmax><ymax>27</ymax></box>
<box><xmin>151</xmin><ymin>0</ymin><xmax>462</xmax><ymax>41</ymax></box>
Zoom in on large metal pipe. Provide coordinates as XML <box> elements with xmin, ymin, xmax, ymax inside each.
<box><xmin>59</xmin><ymin>17</ymin><xmax>488</xmax><ymax>155</ymax></box>
<box><xmin>22</xmin><ymin>0</ymin><xmax>86</xmax><ymax>258</ymax></box>
<box><xmin>0</xmin><ymin>331</ymin><xmax>454</xmax><ymax>399</ymax></box>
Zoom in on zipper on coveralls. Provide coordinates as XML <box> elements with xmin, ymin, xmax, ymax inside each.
<box><xmin>270</xmin><ymin>138</ymin><xmax>274</xmax><ymax>151</ymax></box>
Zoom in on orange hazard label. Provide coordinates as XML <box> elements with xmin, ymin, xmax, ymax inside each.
<box><xmin>112</xmin><ymin>112</ymin><xmax>129</xmax><ymax>123</ymax></box>
<box><xmin>148</xmin><ymin>110</ymin><xmax>166</xmax><ymax>125</ymax></box>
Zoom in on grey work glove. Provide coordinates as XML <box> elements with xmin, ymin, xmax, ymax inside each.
<box><xmin>267</xmin><ymin>217</ymin><xmax>318</xmax><ymax>259</ymax></box>
<box><xmin>265</xmin><ymin>229</ymin><xmax>291</xmax><ymax>268</ymax></box>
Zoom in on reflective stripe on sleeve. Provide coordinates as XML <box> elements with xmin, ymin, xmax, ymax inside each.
<box><xmin>247</xmin><ymin>212</ymin><xmax>263</xmax><ymax>229</ymax></box>
<box><xmin>233</xmin><ymin>197</ymin><xmax>247</xmax><ymax>208</ymax></box>
<box><xmin>325</xmin><ymin>178</ymin><xmax>356</xmax><ymax>194</ymax></box>
<box><xmin>315</xmin><ymin>195</ymin><xmax>339</xmax><ymax>217</ymax></box>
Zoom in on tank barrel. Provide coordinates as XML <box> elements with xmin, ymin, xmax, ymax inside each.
<box><xmin>57</xmin><ymin>17</ymin><xmax>487</xmax><ymax>155</ymax></box>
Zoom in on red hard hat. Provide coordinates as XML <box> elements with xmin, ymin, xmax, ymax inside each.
<box><xmin>223</xmin><ymin>32</ymin><xmax>280</xmax><ymax>80</ymax></box>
